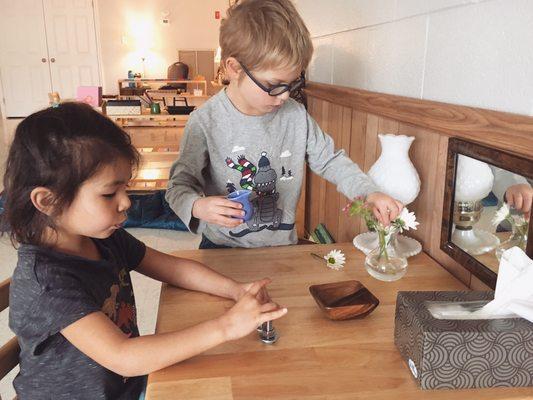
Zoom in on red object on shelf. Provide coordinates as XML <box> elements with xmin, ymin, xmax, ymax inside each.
<box><xmin>215</xmin><ymin>10</ymin><xmax>220</xmax><ymax>19</ymax></box>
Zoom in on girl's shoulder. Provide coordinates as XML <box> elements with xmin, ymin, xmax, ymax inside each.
<box><xmin>14</xmin><ymin>245</ymin><xmax>83</xmax><ymax>290</ymax></box>
<box><xmin>10</xmin><ymin>245</ymin><xmax>81</xmax><ymax>329</ymax></box>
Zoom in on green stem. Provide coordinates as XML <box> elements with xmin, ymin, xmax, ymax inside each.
<box><xmin>378</xmin><ymin>230</ymin><xmax>389</xmax><ymax>262</ymax></box>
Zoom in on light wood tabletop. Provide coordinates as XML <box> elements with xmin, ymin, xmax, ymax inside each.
<box><xmin>146</xmin><ymin>243</ymin><xmax>532</xmax><ymax>400</ymax></box>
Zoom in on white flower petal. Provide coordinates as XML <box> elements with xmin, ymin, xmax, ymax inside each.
<box><xmin>397</xmin><ymin>208</ymin><xmax>419</xmax><ymax>231</ymax></box>
<box><xmin>324</xmin><ymin>249</ymin><xmax>346</xmax><ymax>270</ymax></box>
<box><xmin>492</xmin><ymin>203</ymin><xmax>511</xmax><ymax>226</ymax></box>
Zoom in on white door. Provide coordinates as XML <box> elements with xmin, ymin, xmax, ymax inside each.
<box><xmin>44</xmin><ymin>0</ymin><xmax>101</xmax><ymax>101</ymax></box>
<box><xmin>0</xmin><ymin>0</ymin><xmax>52</xmax><ymax>117</ymax></box>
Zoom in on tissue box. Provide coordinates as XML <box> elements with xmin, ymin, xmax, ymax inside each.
<box><xmin>394</xmin><ymin>291</ymin><xmax>533</xmax><ymax>390</ymax></box>
<box><xmin>76</xmin><ymin>86</ymin><xmax>102</xmax><ymax>107</ymax></box>
<box><xmin>103</xmin><ymin>100</ymin><xmax>141</xmax><ymax>116</ymax></box>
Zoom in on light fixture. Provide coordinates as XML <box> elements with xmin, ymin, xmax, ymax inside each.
<box><xmin>451</xmin><ymin>155</ymin><xmax>499</xmax><ymax>255</ymax></box>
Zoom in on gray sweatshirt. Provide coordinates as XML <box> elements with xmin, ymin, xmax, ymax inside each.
<box><xmin>165</xmin><ymin>89</ymin><xmax>378</xmax><ymax>247</ymax></box>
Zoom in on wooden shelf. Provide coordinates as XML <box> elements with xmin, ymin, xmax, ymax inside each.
<box><xmin>118</xmin><ymin>79</ymin><xmax>207</xmax><ymax>96</ymax></box>
<box><xmin>107</xmin><ymin>110</ymin><xmax>189</xmax><ymax>123</ymax></box>
<box><xmin>112</xmin><ymin>111</ymin><xmax>184</xmax><ymax>192</ymax></box>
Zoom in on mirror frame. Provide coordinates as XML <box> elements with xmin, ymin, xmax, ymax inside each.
<box><xmin>441</xmin><ymin>138</ymin><xmax>533</xmax><ymax>289</ymax></box>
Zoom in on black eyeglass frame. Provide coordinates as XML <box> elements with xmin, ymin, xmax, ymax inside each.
<box><xmin>239</xmin><ymin>62</ymin><xmax>306</xmax><ymax>96</ymax></box>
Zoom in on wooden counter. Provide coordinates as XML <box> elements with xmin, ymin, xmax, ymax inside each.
<box><xmin>146</xmin><ymin>243</ymin><xmax>532</xmax><ymax>399</ymax></box>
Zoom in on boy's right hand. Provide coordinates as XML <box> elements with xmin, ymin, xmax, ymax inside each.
<box><xmin>192</xmin><ymin>196</ymin><xmax>246</xmax><ymax>227</ymax></box>
<box><xmin>219</xmin><ymin>278</ymin><xmax>287</xmax><ymax>341</ymax></box>
<box><xmin>505</xmin><ymin>184</ymin><xmax>532</xmax><ymax>220</ymax></box>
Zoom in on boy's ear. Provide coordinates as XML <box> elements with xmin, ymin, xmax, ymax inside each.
<box><xmin>224</xmin><ymin>57</ymin><xmax>242</xmax><ymax>80</ymax></box>
<box><xmin>30</xmin><ymin>187</ymin><xmax>55</xmax><ymax>216</ymax></box>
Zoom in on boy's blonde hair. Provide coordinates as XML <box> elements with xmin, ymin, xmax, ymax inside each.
<box><xmin>220</xmin><ymin>0</ymin><xmax>313</xmax><ymax>73</ymax></box>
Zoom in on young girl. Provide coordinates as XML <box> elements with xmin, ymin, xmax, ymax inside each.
<box><xmin>2</xmin><ymin>102</ymin><xmax>287</xmax><ymax>400</ymax></box>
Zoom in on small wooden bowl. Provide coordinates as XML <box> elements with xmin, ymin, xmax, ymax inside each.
<box><xmin>309</xmin><ymin>280</ymin><xmax>379</xmax><ymax>320</ymax></box>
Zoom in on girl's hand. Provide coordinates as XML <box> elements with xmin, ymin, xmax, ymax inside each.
<box><xmin>505</xmin><ymin>184</ymin><xmax>532</xmax><ymax>220</ymax></box>
<box><xmin>232</xmin><ymin>280</ymin><xmax>271</xmax><ymax>304</ymax></box>
<box><xmin>219</xmin><ymin>278</ymin><xmax>287</xmax><ymax>341</ymax></box>
<box><xmin>366</xmin><ymin>192</ymin><xmax>404</xmax><ymax>226</ymax></box>
<box><xmin>192</xmin><ymin>196</ymin><xmax>245</xmax><ymax>227</ymax></box>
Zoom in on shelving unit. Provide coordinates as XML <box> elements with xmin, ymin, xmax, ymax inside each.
<box><xmin>109</xmin><ymin>109</ymin><xmax>188</xmax><ymax>191</ymax></box>
<box><xmin>117</xmin><ymin>79</ymin><xmax>207</xmax><ymax>96</ymax></box>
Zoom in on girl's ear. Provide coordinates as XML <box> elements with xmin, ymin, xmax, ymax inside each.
<box><xmin>224</xmin><ymin>57</ymin><xmax>243</xmax><ymax>80</ymax></box>
<box><xmin>30</xmin><ymin>187</ymin><xmax>55</xmax><ymax>216</ymax></box>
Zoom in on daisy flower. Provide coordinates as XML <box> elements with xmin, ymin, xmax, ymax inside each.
<box><xmin>323</xmin><ymin>249</ymin><xmax>346</xmax><ymax>270</ymax></box>
<box><xmin>492</xmin><ymin>203</ymin><xmax>510</xmax><ymax>226</ymax></box>
<box><xmin>395</xmin><ymin>208</ymin><xmax>419</xmax><ymax>232</ymax></box>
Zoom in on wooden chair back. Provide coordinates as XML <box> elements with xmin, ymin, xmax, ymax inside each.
<box><xmin>0</xmin><ymin>278</ymin><xmax>20</xmax><ymax>399</ymax></box>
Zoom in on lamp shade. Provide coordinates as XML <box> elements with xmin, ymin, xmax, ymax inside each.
<box><xmin>455</xmin><ymin>155</ymin><xmax>494</xmax><ymax>202</ymax></box>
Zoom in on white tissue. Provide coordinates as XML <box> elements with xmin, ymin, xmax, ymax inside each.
<box><xmin>479</xmin><ymin>246</ymin><xmax>533</xmax><ymax>322</ymax></box>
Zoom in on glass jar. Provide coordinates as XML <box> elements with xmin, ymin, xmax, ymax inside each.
<box><xmin>495</xmin><ymin>221</ymin><xmax>528</xmax><ymax>261</ymax></box>
<box><xmin>364</xmin><ymin>231</ymin><xmax>408</xmax><ymax>281</ymax></box>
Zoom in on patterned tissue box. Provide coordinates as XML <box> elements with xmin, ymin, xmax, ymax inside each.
<box><xmin>394</xmin><ymin>291</ymin><xmax>533</xmax><ymax>390</ymax></box>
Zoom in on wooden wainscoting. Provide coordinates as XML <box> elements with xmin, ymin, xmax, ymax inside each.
<box><xmin>304</xmin><ymin>82</ymin><xmax>533</xmax><ymax>288</ymax></box>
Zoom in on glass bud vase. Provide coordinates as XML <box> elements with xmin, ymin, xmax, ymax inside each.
<box><xmin>495</xmin><ymin>221</ymin><xmax>528</xmax><ymax>262</ymax></box>
<box><xmin>364</xmin><ymin>231</ymin><xmax>408</xmax><ymax>281</ymax></box>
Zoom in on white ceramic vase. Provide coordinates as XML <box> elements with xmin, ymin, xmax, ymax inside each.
<box><xmin>354</xmin><ymin>134</ymin><xmax>422</xmax><ymax>260</ymax></box>
<box><xmin>368</xmin><ymin>134</ymin><xmax>420</xmax><ymax>205</ymax></box>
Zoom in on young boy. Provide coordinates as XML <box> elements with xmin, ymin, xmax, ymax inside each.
<box><xmin>166</xmin><ymin>0</ymin><xmax>403</xmax><ymax>249</ymax></box>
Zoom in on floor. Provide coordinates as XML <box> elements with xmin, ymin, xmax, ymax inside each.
<box><xmin>0</xmin><ymin>117</ymin><xmax>200</xmax><ymax>398</ymax></box>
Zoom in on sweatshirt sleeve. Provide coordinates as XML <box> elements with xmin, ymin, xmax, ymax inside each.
<box><xmin>305</xmin><ymin>112</ymin><xmax>379</xmax><ymax>199</ymax></box>
<box><xmin>165</xmin><ymin>113</ymin><xmax>208</xmax><ymax>233</ymax></box>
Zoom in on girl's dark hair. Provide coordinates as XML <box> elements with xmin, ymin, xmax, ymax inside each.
<box><xmin>1</xmin><ymin>102</ymin><xmax>140</xmax><ymax>247</ymax></box>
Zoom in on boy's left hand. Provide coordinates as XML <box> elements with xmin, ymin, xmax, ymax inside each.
<box><xmin>366</xmin><ymin>192</ymin><xmax>404</xmax><ymax>226</ymax></box>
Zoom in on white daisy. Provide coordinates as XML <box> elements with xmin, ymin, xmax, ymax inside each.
<box><xmin>324</xmin><ymin>249</ymin><xmax>346</xmax><ymax>270</ymax></box>
<box><xmin>397</xmin><ymin>208</ymin><xmax>419</xmax><ymax>231</ymax></box>
<box><xmin>511</xmin><ymin>214</ymin><xmax>527</xmax><ymax>226</ymax></box>
<box><xmin>492</xmin><ymin>203</ymin><xmax>510</xmax><ymax>226</ymax></box>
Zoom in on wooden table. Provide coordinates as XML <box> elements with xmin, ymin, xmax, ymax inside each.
<box><xmin>146</xmin><ymin>243</ymin><xmax>532</xmax><ymax>399</ymax></box>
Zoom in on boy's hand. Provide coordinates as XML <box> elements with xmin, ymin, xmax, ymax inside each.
<box><xmin>219</xmin><ymin>278</ymin><xmax>287</xmax><ymax>341</ymax></box>
<box><xmin>366</xmin><ymin>192</ymin><xmax>404</xmax><ymax>226</ymax></box>
<box><xmin>192</xmin><ymin>196</ymin><xmax>245</xmax><ymax>227</ymax></box>
<box><xmin>505</xmin><ymin>184</ymin><xmax>532</xmax><ymax>220</ymax></box>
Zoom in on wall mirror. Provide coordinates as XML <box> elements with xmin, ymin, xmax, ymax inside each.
<box><xmin>441</xmin><ymin>138</ymin><xmax>533</xmax><ymax>288</ymax></box>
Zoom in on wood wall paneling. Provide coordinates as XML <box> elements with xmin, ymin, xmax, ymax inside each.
<box><xmin>305</xmin><ymin>83</ymin><xmax>533</xmax><ymax>156</ymax></box>
<box><xmin>396</xmin><ymin>124</ymin><xmax>440</xmax><ymax>248</ymax></box>
<box><xmin>343</xmin><ymin>111</ymin><xmax>368</xmax><ymax>242</ymax></box>
<box><xmin>305</xmin><ymin>97</ymin><xmax>322</xmax><ymax>236</ymax></box>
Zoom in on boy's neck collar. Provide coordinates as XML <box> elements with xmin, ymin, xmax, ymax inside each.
<box><xmin>225</xmin><ymin>85</ymin><xmax>269</xmax><ymax>117</ymax></box>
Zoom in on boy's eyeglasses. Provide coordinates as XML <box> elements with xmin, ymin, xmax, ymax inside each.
<box><xmin>239</xmin><ymin>62</ymin><xmax>305</xmax><ymax>96</ymax></box>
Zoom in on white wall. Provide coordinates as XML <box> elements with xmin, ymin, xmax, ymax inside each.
<box><xmin>295</xmin><ymin>0</ymin><xmax>533</xmax><ymax>116</ymax></box>
<box><xmin>96</xmin><ymin>0</ymin><xmax>227</xmax><ymax>94</ymax></box>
